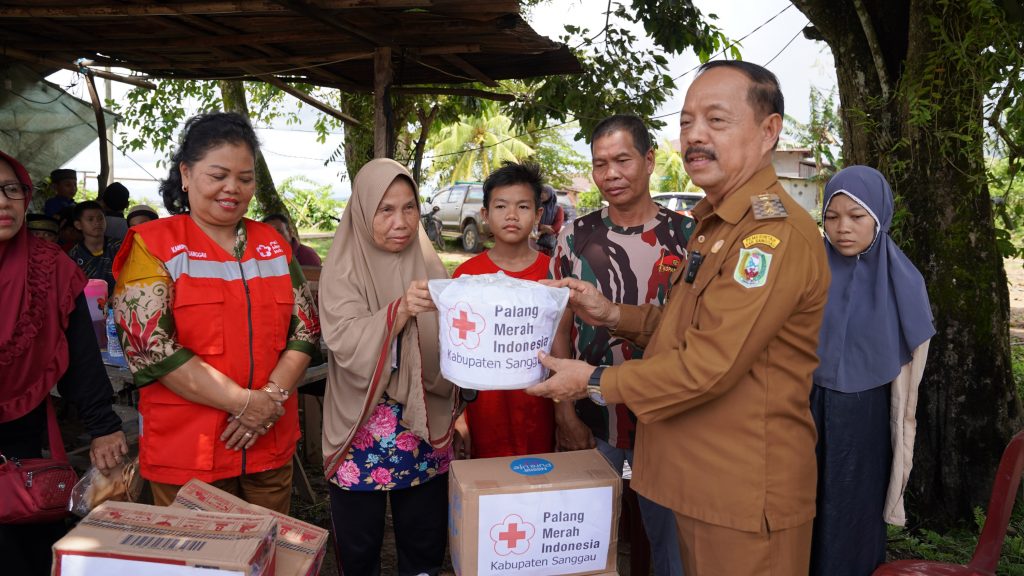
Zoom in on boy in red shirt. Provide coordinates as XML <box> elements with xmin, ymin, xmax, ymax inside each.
<box><xmin>452</xmin><ymin>162</ymin><xmax>555</xmax><ymax>459</ymax></box>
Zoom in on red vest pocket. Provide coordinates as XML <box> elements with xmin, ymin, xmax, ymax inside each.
<box><xmin>139</xmin><ymin>396</ymin><xmax>219</xmax><ymax>472</ymax></box>
<box><xmin>173</xmin><ymin>285</ymin><xmax>226</xmax><ymax>356</ymax></box>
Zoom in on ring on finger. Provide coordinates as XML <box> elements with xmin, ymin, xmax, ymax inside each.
<box><xmin>244</xmin><ymin>431</ymin><xmax>253</xmax><ymax>438</ymax></box>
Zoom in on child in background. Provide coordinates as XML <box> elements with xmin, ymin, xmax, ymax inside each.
<box><xmin>68</xmin><ymin>200</ymin><xmax>121</xmax><ymax>295</ymax></box>
<box><xmin>451</xmin><ymin>161</ymin><xmax>555</xmax><ymax>459</ymax></box>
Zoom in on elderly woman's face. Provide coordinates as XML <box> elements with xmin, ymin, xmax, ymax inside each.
<box><xmin>0</xmin><ymin>159</ymin><xmax>26</xmax><ymax>243</ymax></box>
<box><xmin>181</xmin><ymin>142</ymin><xmax>255</xmax><ymax>230</ymax></box>
<box><xmin>372</xmin><ymin>177</ymin><xmax>419</xmax><ymax>253</ymax></box>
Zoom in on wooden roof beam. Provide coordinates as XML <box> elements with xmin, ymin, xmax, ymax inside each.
<box><xmin>168</xmin><ymin>13</ymin><xmax>365</xmax><ymax>91</ymax></box>
<box><xmin>166</xmin><ymin>50</ymin><xmax>375</xmax><ymax>69</ymax></box>
<box><xmin>258</xmin><ymin>75</ymin><xmax>360</xmax><ymax>126</ymax></box>
<box><xmin>439</xmin><ymin>54</ymin><xmax>497</xmax><ymax>87</ymax></box>
<box><xmin>392</xmin><ymin>86</ymin><xmax>515</xmax><ymax>101</ymax></box>
<box><xmin>0</xmin><ymin>46</ymin><xmax>156</xmax><ymax>89</ymax></box>
<box><xmin>0</xmin><ymin>2</ymin><xmax>289</xmax><ymax>17</ymax></box>
<box><xmin>273</xmin><ymin>0</ymin><xmax>384</xmax><ymax>47</ymax></box>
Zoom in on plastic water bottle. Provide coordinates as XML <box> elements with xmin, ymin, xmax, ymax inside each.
<box><xmin>106</xmin><ymin>307</ymin><xmax>126</xmax><ymax>366</ymax></box>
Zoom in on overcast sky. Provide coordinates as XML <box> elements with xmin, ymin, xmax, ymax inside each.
<box><xmin>53</xmin><ymin>0</ymin><xmax>836</xmax><ymax>207</ymax></box>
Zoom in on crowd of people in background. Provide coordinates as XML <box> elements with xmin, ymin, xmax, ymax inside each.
<box><xmin>0</xmin><ymin>60</ymin><xmax>937</xmax><ymax>576</ymax></box>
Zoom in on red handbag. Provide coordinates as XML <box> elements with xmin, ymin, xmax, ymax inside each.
<box><xmin>0</xmin><ymin>397</ymin><xmax>78</xmax><ymax>524</ymax></box>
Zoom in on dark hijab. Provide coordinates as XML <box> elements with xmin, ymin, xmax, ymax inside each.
<box><xmin>814</xmin><ymin>165</ymin><xmax>935</xmax><ymax>393</ymax></box>
<box><xmin>539</xmin><ymin>184</ymin><xmax>559</xmax><ymax>226</ymax></box>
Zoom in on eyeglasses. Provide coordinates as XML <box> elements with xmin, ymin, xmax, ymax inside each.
<box><xmin>0</xmin><ymin>183</ymin><xmax>30</xmax><ymax>200</ymax></box>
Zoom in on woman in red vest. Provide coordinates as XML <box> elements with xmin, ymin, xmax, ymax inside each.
<box><xmin>111</xmin><ymin>113</ymin><xmax>321</xmax><ymax>513</ymax></box>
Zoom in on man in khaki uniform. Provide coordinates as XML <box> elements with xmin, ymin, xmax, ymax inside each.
<box><xmin>528</xmin><ymin>60</ymin><xmax>830</xmax><ymax>574</ymax></box>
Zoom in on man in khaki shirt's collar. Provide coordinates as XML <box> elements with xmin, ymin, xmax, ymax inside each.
<box><xmin>529</xmin><ymin>61</ymin><xmax>830</xmax><ymax>575</ymax></box>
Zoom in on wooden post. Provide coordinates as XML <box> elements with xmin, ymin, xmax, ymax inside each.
<box><xmin>84</xmin><ymin>72</ymin><xmax>109</xmax><ymax>191</ymax></box>
<box><xmin>373</xmin><ymin>47</ymin><xmax>393</xmax><ymax>159</ymax></box>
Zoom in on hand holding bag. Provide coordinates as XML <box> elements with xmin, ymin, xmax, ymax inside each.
<box><xmin>0</xmin><ymin>398</ymin><xmax>78</xmax><ymax>524</ymax></box>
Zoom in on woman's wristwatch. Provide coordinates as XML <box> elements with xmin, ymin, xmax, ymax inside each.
<box><xmin>587</xmin><ymin>366</ymin><xmax>608</xmax><ymax>406</ymax></box>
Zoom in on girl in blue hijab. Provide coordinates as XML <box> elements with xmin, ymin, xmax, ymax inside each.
<box><xmin>810</xmin><ymin>166</ymin><xmax>935</xmax><ymax>576</ymax></box>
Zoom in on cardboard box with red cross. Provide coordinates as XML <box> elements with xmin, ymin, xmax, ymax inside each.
<box><xmin>449</xmin><ymin>449</ymin><xmax>621</xmax><ymax>575</ymax></box>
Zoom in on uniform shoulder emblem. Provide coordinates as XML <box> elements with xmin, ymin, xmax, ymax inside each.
<box><xmin>751</xmin><ymin>194</ymin><xmax>788</xmax><ymax>220</ymax></box>
<box><xmin>734</xmin><ymin>247</ymin><xmax>773</xmax><ymax>288</ymax></box>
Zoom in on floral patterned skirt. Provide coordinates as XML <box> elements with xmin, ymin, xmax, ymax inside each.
<box><xmin>334</xmin><ymin>395</ymin><xmax>452</xmax><ymax>491</ymax></box>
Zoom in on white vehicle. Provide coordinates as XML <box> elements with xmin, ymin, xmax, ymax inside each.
<box><xmin>652</xmin><ymin>191</ymin><xmax>706</xmax><ymax>217</ymax></box>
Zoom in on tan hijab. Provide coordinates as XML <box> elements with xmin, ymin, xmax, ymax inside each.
<box><xmin>319</xmin><ymin>158</ymin><xmax>457</xmax><ymax>480</ymax></box>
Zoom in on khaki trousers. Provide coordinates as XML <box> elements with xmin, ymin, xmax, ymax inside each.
<box><xmin>675</xmin><ymin>513</ymin><xmax>812</xmax><ymax>576</ymax></box>
<box><xmin>149</xmin><ymin>461</ymin><xmax>294</xmax><ymax>515</ymax></box>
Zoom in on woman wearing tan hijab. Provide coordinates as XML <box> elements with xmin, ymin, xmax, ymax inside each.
<box><xmin>319</xmin><ymin>158</ymin><xmax>460</xmax><ymax>576</ymax></box>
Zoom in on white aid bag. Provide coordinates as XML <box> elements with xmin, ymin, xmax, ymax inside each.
<box><xmin>428</xmin><ymin>272</ymin><xmax>570</xmax><ymax>390</ymax></box>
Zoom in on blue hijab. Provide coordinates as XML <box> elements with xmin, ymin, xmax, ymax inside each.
<box><xmin>814</xmin><ymin>166</ymin><xmax>935</xmax><ymax>393</ymax></box>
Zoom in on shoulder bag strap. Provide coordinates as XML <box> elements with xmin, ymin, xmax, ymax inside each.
<box><xmin>44</xmin><ymin>396</ymin><xmax>69</xmax><ymax>462</ymax></box>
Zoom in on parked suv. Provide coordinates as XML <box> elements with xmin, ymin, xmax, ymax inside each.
<box><xmin>652</xmin><ymin>191</ymin><xmax>706</xmax><ymax>218</ymax></box>
<box><xmin>426</xmin><ymin>182</ymin><xmax>488</xmax><ymax>252</ymax></box>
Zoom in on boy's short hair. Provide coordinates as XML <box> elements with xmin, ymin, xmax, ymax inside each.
<box><xmin>482</xmin><ymin>161</ymin><xmax>544</xmax><ymax>208</ymax></box>
<box><xmin>72</xmin><ymin>200</ymin><xmax>104</xmax><ymax>221</ymax></box>
<box><xmin>102</xmin><ymin>182</ymin><xmax>131</xmax><ymax>212</ymax></box>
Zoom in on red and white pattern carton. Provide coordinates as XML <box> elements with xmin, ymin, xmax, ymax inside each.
<box><xmin>172</xmin><ymin>479</ymin><xmax>329</xmax><ymax>576</ymax></box>
<box><xmin>51</xmin><ymin>501</ymin><xmax>277</xmax><ymax>576</ymax></box>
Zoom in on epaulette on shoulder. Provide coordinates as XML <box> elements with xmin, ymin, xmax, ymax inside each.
<box><xmin>751</xmin><ymin>194</ymin><xmax>788</xmax><ymax>220</ymax></box>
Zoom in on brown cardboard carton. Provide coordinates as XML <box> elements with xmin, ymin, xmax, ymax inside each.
<box><xmin>450</xmin><ymin>449</ymin><xmax>621</xmax><ymax>576</ymax></box>
<box><xmin>51</xmin><ymin>501</ymin><xmax>276</xmax><ymax>576</ymax></box>
<box><xmin>172</xmin><ymin>479</ymin><xmax>328</xmax><ymax>576</ymax></box>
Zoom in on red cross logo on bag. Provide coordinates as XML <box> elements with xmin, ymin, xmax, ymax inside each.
<box><xmin>489</xmin><ymin>514</ymin><xmax>535</xmax><ymax>556</ymax></box>
<box><xmin>446</xmin><ymin>301</ymin><xmax>485</xmax><ymax>350</ymax></box>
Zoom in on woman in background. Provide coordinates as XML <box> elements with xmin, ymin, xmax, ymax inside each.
<box><xmin>810</xmin><ymin>165</ymin><xmax>935</xmax><ymax>576</ymax></box>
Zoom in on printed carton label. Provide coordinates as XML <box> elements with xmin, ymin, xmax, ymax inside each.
<box><xmin>476</xmin><ymin>486</ymin><xmax>612</xmax><ymax>575</ymax></box>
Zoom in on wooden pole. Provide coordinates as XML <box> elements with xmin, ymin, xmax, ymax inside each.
<box><xmin>373</xmin><ymin>47</ymin><xmax>393</xmax><ymax>159</ymax></box>
<box><xmin>83</xmin><ymin>72</ymin><xmax>110</xmax><ymax>191</ymax></box>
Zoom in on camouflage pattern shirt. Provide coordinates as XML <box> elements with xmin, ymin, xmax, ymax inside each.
<box><xmin>550</xmin><ymin>205</ymin><xmax>693</xmax><ymax>448</ymax></box>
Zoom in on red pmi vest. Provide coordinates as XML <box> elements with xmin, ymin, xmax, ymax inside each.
<box><xmin>115</xmin><ymin>215</ymin><xmax>299</xmax><ymax>485</ymax></box>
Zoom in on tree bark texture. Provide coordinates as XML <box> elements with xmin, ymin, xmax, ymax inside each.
<box><xmin>792</xmin><ymin>0</ymin><xmax>1021</xmax><ymax>529</ymax></box>
<box><xmin>218</xmin><ymin>80</ymin><xmax>290</xmax><ymax>221</ymax></box>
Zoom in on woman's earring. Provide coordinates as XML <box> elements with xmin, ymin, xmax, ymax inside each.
<box><xmin>182</xmin><ymin>185</ymin><xmax>188</xmax><ymax>194</ymax></box>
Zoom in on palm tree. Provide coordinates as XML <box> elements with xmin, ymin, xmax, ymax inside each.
<box><xmin>651</xmin><ymin>138</ymin><xmax>691</xmax><ymax>192</ymax></box>
<box><xmin>428</xmin><ymin>101</ymin><xmax>534</xmax><ymax>184</ymax></box>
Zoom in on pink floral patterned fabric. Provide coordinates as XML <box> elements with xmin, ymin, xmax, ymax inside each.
<box><xmin>334</xmin><ymin>395</ymin><xmax>452</xmax><ymax>491</ymax></box>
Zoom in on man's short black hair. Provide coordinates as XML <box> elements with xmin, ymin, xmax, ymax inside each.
<box><xmin>590</xmin><ymin>114</ymin><xmax>653</xmax><ymax>155</ymax></box>
<box><xmin>102</xmin><ymin>182</ymin><xmax>130</xmax><ymax>212</ymax></box>
<box><xmin>482</xmin><ymin>161</ymin><xmax>544</xmax><ymax>209</ymax></box>
<box><xmin>72</xmin><ymin>200</ymin><xmax>103</xmax><ymax>221</ymax></box>
<box><xmin>696</xmin><ymin>60</ymin><xmax>785</xmax><ymax>120</ymax></box>
<box><xmin>261</xmin><ymin>213</ymin><xmax>289</xmax><ymax>226</ymax></box>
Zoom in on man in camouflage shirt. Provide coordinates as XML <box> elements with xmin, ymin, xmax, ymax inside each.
<box><xmin>550</xmin><ymin>114</ymin><xmax>693</xmax><ymax>576</ymax></box>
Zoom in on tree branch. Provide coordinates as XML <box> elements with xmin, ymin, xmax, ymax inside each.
<box><xmin>987</xmin><ymin>83</ymin><xmax>1024</xmax><ymax>160</ymax></box>
<box><xmin>851</xmin><ymin>0</ymin><xmax>892</xmax><ymax>99</ymax></box>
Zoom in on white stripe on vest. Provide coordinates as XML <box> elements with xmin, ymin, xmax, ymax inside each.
<box><xmin>165</xmin><ymin>252</ymin><xmax>290</xmax><ymax>283</ymax></box>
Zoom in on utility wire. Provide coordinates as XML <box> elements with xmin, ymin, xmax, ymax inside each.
<box><xmin>763</xmin><ymin>22</ymin><xmax>809</xmax><ymax>67</ymax></box>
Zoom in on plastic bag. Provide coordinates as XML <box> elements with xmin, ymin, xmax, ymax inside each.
<box><xmin>428</xmin><ymin>272</ymin><xmax>569</xmax><ymax>390</ymax></box>
<box><xmin>68</xmin><ymin>457</ymin><xmax>143</xmax><ymax>517</ymax></box>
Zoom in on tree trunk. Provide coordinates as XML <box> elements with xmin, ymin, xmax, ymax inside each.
<box><xmin>412</xmin><ymin>103</ymin><xmax>439</xmax><ymax>185</ymax></box>
<box><xmin>792</xmin><ymin>0</ymin><xmax>1021</xmax><ymax>529</ymax></box>
<box><xmin>218</xmin><ymin>80</ymin><xmax>290</xmax><ymax>221</ymax></box>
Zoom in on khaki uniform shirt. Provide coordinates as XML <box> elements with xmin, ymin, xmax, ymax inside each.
<box><xmin>601</xmin><ymin>166</ymin><xmax>830</xmax><ymax>533</ymax></box>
